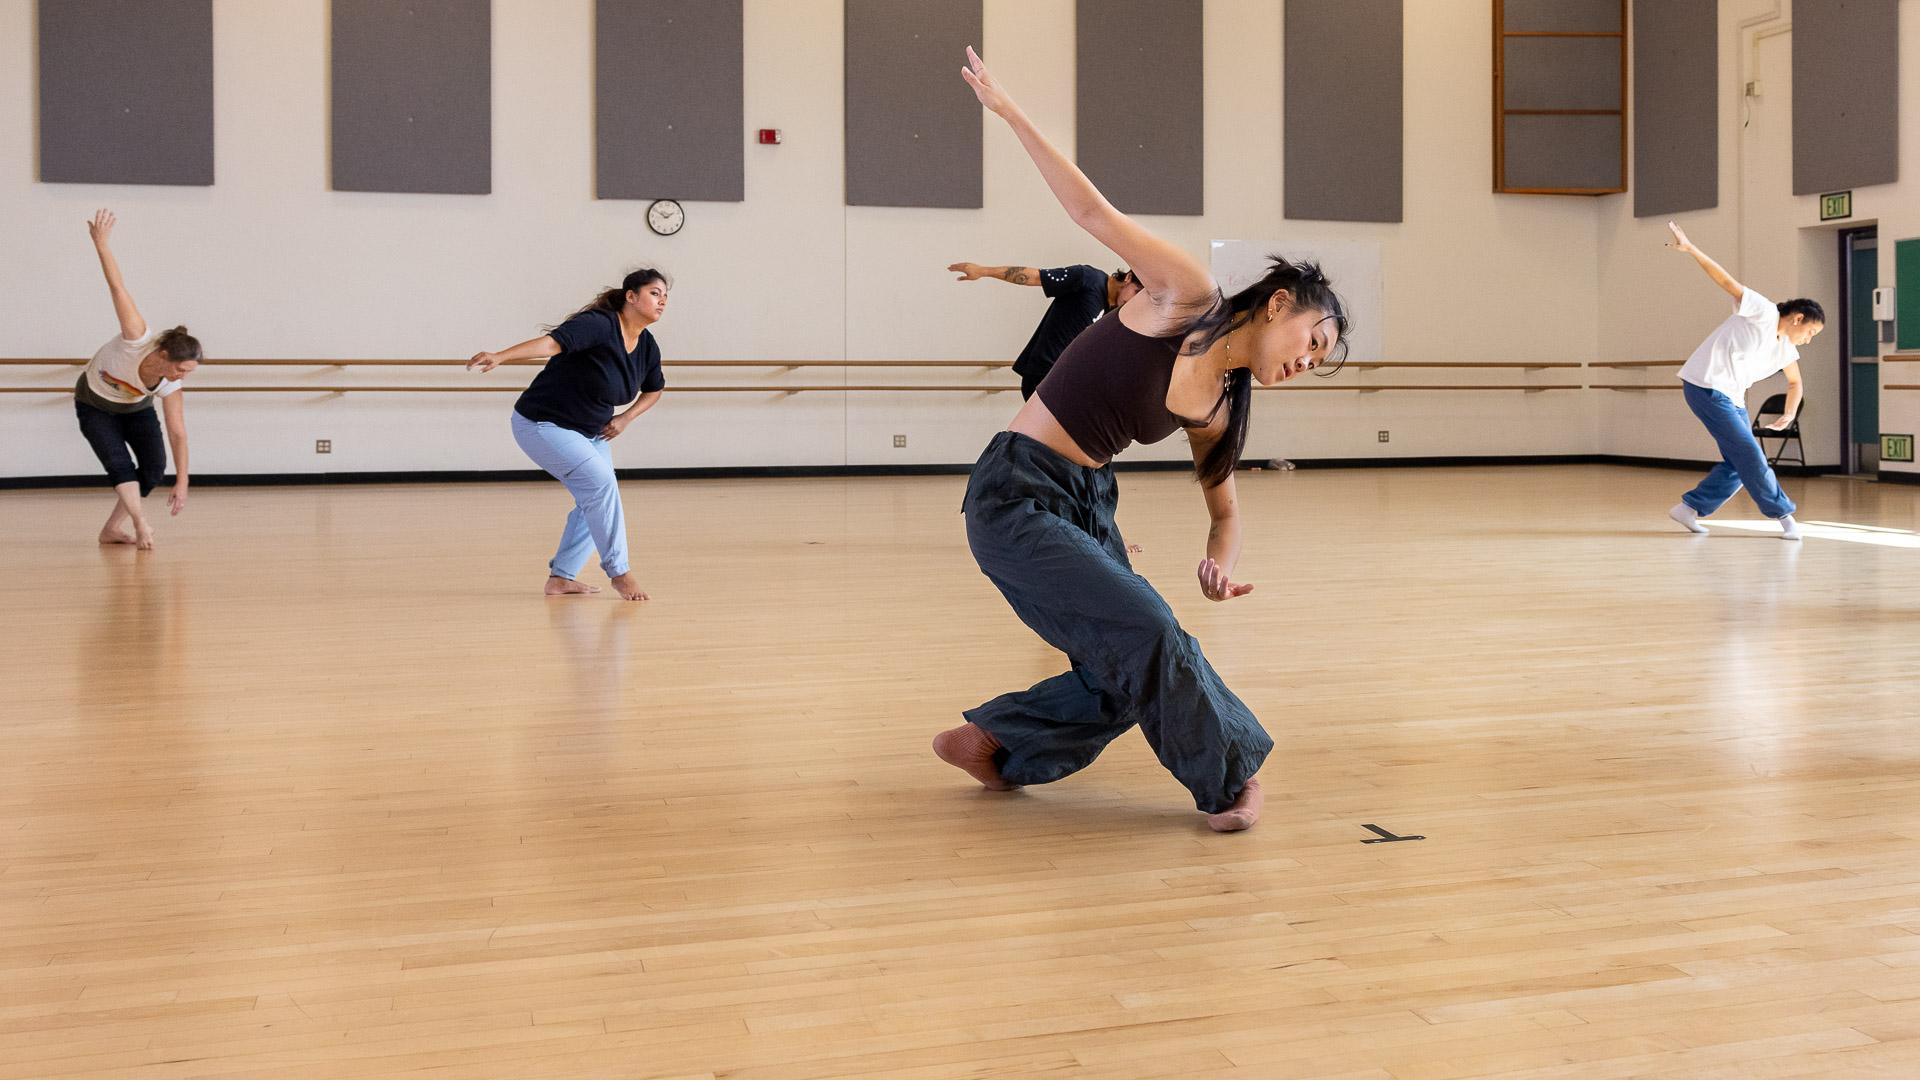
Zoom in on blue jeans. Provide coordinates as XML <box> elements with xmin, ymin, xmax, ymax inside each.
<box><xmin>510</xmin><ymin>411</ymin><xmax>630</xmax><ymax>579</ymax></box>
<box><xmin>1680</xmin><ymin>381</ymin><xmax>1796</xmax><ymax>519</ymax></box>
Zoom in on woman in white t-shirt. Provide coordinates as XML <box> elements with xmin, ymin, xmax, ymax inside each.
<box><xmin>73</xmin><ymin>210</ymin><xmax>203</xmax><ymax>550</ymax></box>
<box><xmin>1663</xmin><ymin>222</ymin><xmax>1824</xmax><ymax>541</ymax></box>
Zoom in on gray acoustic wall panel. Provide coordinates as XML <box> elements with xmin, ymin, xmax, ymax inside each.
<box><xmin>1077</xmin><ymin>0</ymin><xmax>1203</xmax><ymax>216</ymax></box>
<box><xmin>1502</xmin><ymin>115</ymin><xmax>1622</xmax><ymax>190</ymax></box>
<box><xmin>1284</xmin><ymin>0</ymin><xmax>1403</xmax><ymax>223</ymax></box>
<box><xmin>844</xmin><ymin>0</ymin><xmax>982</xmax><ymax>209</ymax></box>
<box><xmin>1503</xmin><ymin>38</ymin><xmax>1621</xmax><ymax>110</ymax></box>
<box><xmin>597</xmin><ymin>0</ymin><xmax>743</xmax><ymax>201</ymax></box>
<box><xmin>331</xmin><ymin>0</ymin><xmax>491</xmax><ymax>195</ymax></box>
<box><xmin>1633</xmin><ymin>0</ymin><xmax>1717</xmax><ymax>217</ymax></box>
<box><xmin>1502</xmin><ymin>0</ymin><xmax>1620</xmax><ymax>33</ymax></box>
<box><xmin>38</xmin><ymin>0</ymin><xmax>214</xmax><ymax>186</ymax></box>
<box><xmin>1792</xmin><ymin>0</ymin><xmax>1899</xmax><ymax>195</ymax></box>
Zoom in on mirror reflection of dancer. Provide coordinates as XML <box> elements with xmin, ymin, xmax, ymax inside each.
<box><xmin>468</xmin><ymin>270</ymin><xmax>668</xmax><ymax>600</ymax></box>
<box><xmin>934</xmin><ymin>49</ymin><xmax>1347</xmax><ymax>832</ymax></box>
<box><xmin>1663</xmin><ymin>223</ymin><xmax>1824</xmax><ymax>541</ymax></box>
<box><xmin>74</xmin><ymin>210</ymin><xmax>203</xmax><ymax>551</ymax></box>
<box><xmin>946</xmin><ymin>260</ymin><xmax>1141</xmax><ymax>398</ymax></box>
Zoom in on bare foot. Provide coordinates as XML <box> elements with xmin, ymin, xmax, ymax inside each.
<box><xmin>99</xmin><ymin>527</ymin><xmax>137</xmax><ymax>545</ymax></box>
<box><xmin>133</xmin><ymin>523</ymin><xmax>156</xmax><ymax>551</ymax></box>
<box><xmin>609</xmin><ymin>572</ymin><xmax>649</xmax><ymax>601</ymax></box>
<box><xmin>933</xmin><ymin>723</ymin><xmax>1018</xmax><ymax>791</ymax></box>
<box><xmin>1205</xmin><ymin>777</ymin><xmax>1263</xmax><ymax>833</ymax></box>
<box><xmin>544</xmin><ymin>575</ymin><xmax>601</xmax><ymax>596</ymax></box>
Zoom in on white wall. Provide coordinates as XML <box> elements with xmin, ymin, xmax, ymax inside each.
<box><xmin>1597</xmin><ymin>0</ymin><xmax>1918</xmax><ymax>474</ymax></box>
<box><xmin>10</xmin><ymin>0</ymin><xmax>1890</xmax><ymax>481</ymax></box>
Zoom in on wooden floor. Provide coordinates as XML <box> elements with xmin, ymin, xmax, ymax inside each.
<box><xmin>5</xmin><ymin>463</ymin><xmax>1920</xmax><ymax>1079</ymax></box>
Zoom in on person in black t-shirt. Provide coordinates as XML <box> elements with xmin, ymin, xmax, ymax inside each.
<box><xmin>948</xmin><ymin>261</ymin><xmax>1141</xmax><ymax>398</ymax></box>
<box><xmin>467</xmin><ymin>269</ymin><xmax>668</xmax><ymax>601</ymax></box>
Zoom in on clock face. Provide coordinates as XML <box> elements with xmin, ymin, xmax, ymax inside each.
<box><xmin>647</xmin><ymin>199</ymin><xmax>684</xmax><ymax>236</ymax></box>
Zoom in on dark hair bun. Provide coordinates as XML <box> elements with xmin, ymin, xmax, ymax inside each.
<box><xmin>154</xmin><ymin>326</ymin><xmax>203</xmax><ymax>362</ymax></box>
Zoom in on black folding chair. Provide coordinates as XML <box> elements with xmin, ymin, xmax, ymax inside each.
<box><xmin>1750</xmin><ymin>393</ymin><xmax>1804</xmax><ymax>467</ymax></box>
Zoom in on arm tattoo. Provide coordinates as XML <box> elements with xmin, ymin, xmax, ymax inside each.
<box><xmin>1004</xmin><ymin>269</ymin><xmax>1031</xmax><ymax>285</ymax></box>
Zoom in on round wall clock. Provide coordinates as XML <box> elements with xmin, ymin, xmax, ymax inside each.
<box><xmin>646</xmin><ymin>199</ymin><xmax>685</xmax><ymax>236</ymax></box>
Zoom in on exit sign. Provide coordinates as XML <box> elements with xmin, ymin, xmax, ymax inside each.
<box><xmin>1883</xmin><ymin>433</ymin><xmax>1914</xmax><ymax>462</ymax></box>
<box><xmin>1820</xmin><ymin>191</ymin><xmax>1853</xmax><ymax>220</ymax></box>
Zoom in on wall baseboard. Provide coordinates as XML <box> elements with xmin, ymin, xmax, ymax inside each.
<box><xmin>1282</xmin><ymin>454</ymin><xmax>1835</xmax><ymax>476</ymax></box>
<box><xmin>0</xmin><ymin>454</ymin><xmax>1846</xmax><ymax>491</ymax></box>
<box><xmin>1588</xmin><ymin>455</ymin><xmax>1834</xmax><ymax>478</ymax></box>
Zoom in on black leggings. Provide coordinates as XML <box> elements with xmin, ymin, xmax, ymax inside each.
<box><xmin>75</xmin><ymin>398</ymin><xmax>166</xmax><ymax>496</ymax></box>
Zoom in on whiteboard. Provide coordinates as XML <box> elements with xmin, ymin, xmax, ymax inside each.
<box><xmin>1210</xmin><ymin>239</ymin><xmax>1384</xmax><ymax>363</ymax></box>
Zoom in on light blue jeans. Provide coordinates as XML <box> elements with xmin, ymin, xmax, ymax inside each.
<box><xmin>510</xmin><ymin>411</ymin><xmax>629</xmax><ymax>580</ymax></box>
<box><xmin>1680</xmin><ymin>381</ymin><xmax>1797</xmax><ymax>520</ymax></box>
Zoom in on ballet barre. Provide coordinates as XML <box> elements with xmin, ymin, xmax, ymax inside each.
<box><xmin>0</xmin><ymin>357</ymin><xmax>1014</xmax><ymax>369</ymax></box>
<box><xmin>1</xmin><ymin>383</ymin><xmax>1590</xmax><ymax>395</ymax></box>
<box><xmin>0</xmin><ymin>357</ymin><xmax>1615</xmax><ymax>395</ymax></box>
<box><xmin>2</xmin><ymin>357</ymin><xmax>1588</xmax><ymax>369</ymax></box>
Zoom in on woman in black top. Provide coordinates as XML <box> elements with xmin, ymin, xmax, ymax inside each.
<box><xmin>468</xmin><ymin>270</ymin><xmax>668</xmax><ymax>601</ymax></box>
<box><xmin>936</xmin><ymin>49</ymin><xmax>1348</xmax><ymax>832</ymax></box>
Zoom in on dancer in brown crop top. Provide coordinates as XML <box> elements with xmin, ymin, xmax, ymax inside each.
<box><xmin>935</xmin><ymin>48</ymin><xmax>1348</xmax><ymax>832</ymax></box>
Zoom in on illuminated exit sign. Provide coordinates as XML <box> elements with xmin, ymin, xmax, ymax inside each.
<box><xmin>1820</xmin><ymin>191</ymin><xmax>1853</xmax><ymax>221</ymax></box>
<box><xmin>1883</xmin><ymin>434</ymin><xmax>1914</xmax><ymax>462</ymax></box>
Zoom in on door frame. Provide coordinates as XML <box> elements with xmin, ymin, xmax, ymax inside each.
<box><xmin>1837</xmin><ymin>226</ymin><xmax>1879</xmax><ymax>474</ymax></box>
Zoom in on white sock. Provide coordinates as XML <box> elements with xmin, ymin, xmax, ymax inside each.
<box><xmin>1669</xmin><ymin>503</ymin><xmax>1707</xmax><ymax>534</ymax></box>
<box><xmin>1778</xmin><ymin>514</ymin><xmax>1802</xmax><ymax>541</ymax></box>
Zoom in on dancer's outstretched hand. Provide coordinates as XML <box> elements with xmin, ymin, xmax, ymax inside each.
<box><xmin>89</xmin><ymin>208</ymin><xmax>116</xmax><ymax>246</ymax></box>
<box><xmin>168</xmin><ymin>485</ymin><xmax>188</xmax><ymax>516</ymax></box>
<box><xmin>467</xmin><ymin>351</ymin><xmax>500</xmax><ymax>373</ymax></box>
<box><xmin>1198</xmin><ymin>558</ymin><xmax>1253</xmax><ymax>602</ymax></box>
<box><xmin>1664</xmin><ymin>221</ymin><xmax>1694</xmax><ymax>254</ymax></box>
<box><xmin>960</xmin><ymin>46</ymin><xmax>1020</xmax><ymax>119</ymax></box>
<box><xmin>948</xmin><ymin>262</ymin><xmax>985</xmax><ymax>281</ymax></box>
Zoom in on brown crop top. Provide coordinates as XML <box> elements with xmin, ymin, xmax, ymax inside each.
<box><xmin>1034</xmin><ymin>313</ymin><xmax>1214</xmax><ymax>464</ymax></box>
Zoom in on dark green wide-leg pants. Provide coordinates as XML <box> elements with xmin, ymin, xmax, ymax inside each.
<box><xmin>961</xmin><ymin>432</ymin><xmax>1272</xmax><ymax>814</ymax></box>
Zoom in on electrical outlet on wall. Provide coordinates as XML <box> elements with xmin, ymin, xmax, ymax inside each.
<box><xmin>893</xmin><ymin>434</ymin><xmax>907</xmax><ymax>448</ymax></box>
<box><xmin>315</xmin><ymin>439</ymin><xmax>332</xmax><ymax>454</ymax></box>
<box><xmin>1377</xmin><ymin>430</ymin><xmax>1390</xmax><ymax>444</ymax></box>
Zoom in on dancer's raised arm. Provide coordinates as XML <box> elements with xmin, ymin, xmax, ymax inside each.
<box><xmin>88</xmin><ymin>210</ymin><xmax>148</xmax><ymax>341</ymax></box>
<box><xmin>961</xmin><ymin>47</ymin><xmax>1213</xmax><ymax>322</ymax></box>
<box><xmin>1665</xmin><ymin>222</ymin><xmax>1744</xmax><ymax>302</ymax></box>
<box><xmin>947</xmin><ymin>262</ymin><xmax>1042</xmax><ymax>286</ymax></box>
<box><xmin>467</xmin><ymin>336</ymin><xmax>562</xmax><ymax>373</ymax></box>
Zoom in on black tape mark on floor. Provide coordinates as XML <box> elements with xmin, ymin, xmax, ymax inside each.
<box><xmin>1360</xmin><ymin>823</ymin><xmax>1424</xmax><ymax>844</ymax></box>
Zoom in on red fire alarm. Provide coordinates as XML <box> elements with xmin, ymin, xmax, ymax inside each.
<box><xmin>758</xmin><ymin>128</ymin><xmax>782</xmax><ymax>145</ymax></box>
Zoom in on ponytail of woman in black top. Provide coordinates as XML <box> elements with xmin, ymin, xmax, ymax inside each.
<box><xmin>468</xmin><ymin>269</ymin><xmax>669</xmax><ymax>601</ymax></box>
<box><xmin>933</xmin><ymin>47</ymin><xmax>1347</xmax><ymax>834</ymax></box>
